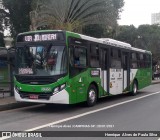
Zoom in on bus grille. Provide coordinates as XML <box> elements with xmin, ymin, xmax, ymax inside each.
<box><xmin>19</xmin><ymin>91</ymin><xmax>53</xmax><ymax>100</ymax></box>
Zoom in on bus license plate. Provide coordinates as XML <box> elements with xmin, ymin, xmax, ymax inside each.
<box><xmin>29</xmin><ymin>95</ymin><xmax>39</xmax><ymax>99</ymax></box>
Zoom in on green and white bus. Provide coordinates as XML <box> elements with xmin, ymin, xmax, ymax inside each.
<box><xmin>14</xmin><ymin>30</ymin><xmax>152</xmax><ymax>106</ymax></box>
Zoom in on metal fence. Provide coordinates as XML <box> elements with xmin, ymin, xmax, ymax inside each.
<box><xmin>0</xmin><ymin>82</ymin><xmax>12</xmax><ymax>98</ymax></box>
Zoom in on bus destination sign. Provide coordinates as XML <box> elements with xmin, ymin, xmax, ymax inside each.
<box><xmin>17</xmin><ymin>32</ymin><xmax>65</xmax><ymax>42</ymax></box>
<box><xmin>24</xmin><ymin>34</ymin><xmax>57</xmax><ymax>42</ymax></box>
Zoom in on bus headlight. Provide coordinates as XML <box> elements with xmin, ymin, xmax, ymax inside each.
<box><xmin>60</xmin><ymin>84</ymin><xmax>66</xmax><ymax>90</ymax></box>
<box><xmin>53</xmin><ymin>83</ymin><xmax>66</xmax><ymax>95</ymax></box>
<box><xmin>54</xmin><ymin>87</ymin><xmax>60</xmax><ymax>93</ymax></box>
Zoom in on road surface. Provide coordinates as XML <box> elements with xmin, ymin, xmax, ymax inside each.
<box><xmin>0</xmin><ymin>84</ymin><xmax>160</xmax><ymax>140</ymax></box>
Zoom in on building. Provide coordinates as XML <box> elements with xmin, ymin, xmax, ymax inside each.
<box><xmin>151</xmin><ymin>12</ymin><xmax>160</xmax><ymax>25</ymax></box>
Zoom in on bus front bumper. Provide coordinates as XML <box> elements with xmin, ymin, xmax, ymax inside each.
<box><xmin>14</xmin><ymin>88</ymin><xmax>69</xmax><ymax>104</ymax></box>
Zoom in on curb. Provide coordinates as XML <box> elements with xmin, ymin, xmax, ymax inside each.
<box><xmin>152</xmin><ymin>81</ymin><xmax>160</xmax><ymax>85</ymax></box>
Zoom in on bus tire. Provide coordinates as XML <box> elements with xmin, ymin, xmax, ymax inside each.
<box><xmin>86</xmin><ymin>85</ymin><xmax>97</xmax><ymax>107</ymax></box>
<box><xmin>130</xmin><ymin>81</ymin><xmax>138</xmax><ymax>96</ymax></box>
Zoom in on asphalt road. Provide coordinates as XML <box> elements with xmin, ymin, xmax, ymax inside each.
<box><xmin>0</xmin><ymin>84</ymin><xmax>160</xmax><ymax>140</ymax></box>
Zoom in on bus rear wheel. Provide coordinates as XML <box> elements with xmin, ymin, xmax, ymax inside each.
<box><xmin>130</xmin><ymin>81</ymin><xmax>138</xmax><ymax>96</ymax></box>
<box><xmin>86</xmin><ymin>85</ymin><xmax>97</xmax><ymax>107</ymax></box>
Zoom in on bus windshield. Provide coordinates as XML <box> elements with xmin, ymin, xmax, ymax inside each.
<box><xmin>15</xmin><ymin>44</ymin><xmax>67</xmax><ymax>76</ymax></box>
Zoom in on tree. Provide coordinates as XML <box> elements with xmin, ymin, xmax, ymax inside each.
<box><xmin>1</xmin><ymin>0</ymin><xmax>124</xmax><ymax>39</ymax></box>
<box><xmin>0</xmin><ymin>32</ymin><xmax>5</xmax><ymax>47</ymax></box>
<box><xmin>116</xmin><ymin>24</ymin><xmax>160</xmax><ymax>53</ymax></box>
<box><xmin>115</xmin><ymin>25</ymin><xmax>137</xmax><ymax>46</ymax></box>
<box><xmin>136</xmin><ymin>25</ymin><xmax>160</xmax><ymax>52</ymax></box>
<box><xmin>0</xmin><ymin>2</ymin><xmax>5</xmax><ymax>47</ymax></box>
<box><xmin>116</xmin><ymin>24</ymin><xmax>160</xmax><ymax>67</ymax></box>
<box><xmin>2</xmin><ymin>0</ymin><xmax>32</xmax><ymax>38</ymax></box>
<box><xmin>31</xmin><ymin>0</ymin><xmax>124</xmax><ymax>34</ymax></box>
<box><xmin>82</xmin><ymin>24</ymin><xmax>106</xmax><ymax>38</ymax></box>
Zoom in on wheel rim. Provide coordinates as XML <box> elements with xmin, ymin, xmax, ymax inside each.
<box><xmin>89</xmin><ymin>89</ymin><xmax>96</xmax><ymax>103</ymax></box>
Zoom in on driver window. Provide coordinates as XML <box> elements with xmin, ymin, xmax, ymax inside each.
<box><xmin>70</xmin><ymin>46</ymin><xmax>87</xmax><ymax>67</ymax></box>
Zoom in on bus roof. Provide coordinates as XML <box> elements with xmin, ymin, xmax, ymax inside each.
<box><xmin>99</xmin><ymin>38</ymin><xmax>151</xmax><ymax>54</ymax></box>
<box><xmin>131</xmin><ymin>47</ymin><xmax>151</xmax><ymax>54</ymax></box>
<box><xmin>67</xmin><ymin>31</ymin><xmax>104</xmax><ymax>44</ymax></box>
<box><xmin>17</xmin><ymin>30</ymin><xmax>151</xmax><ymax>54</ymax></box>
<box><xmin>99</xmin><ymin>38</ymin><xmax>132</xmax><ymax>49</ymax></box>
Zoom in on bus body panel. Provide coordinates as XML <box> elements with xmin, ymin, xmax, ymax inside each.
<box><xmin>67</xmin><ymin>68</ymin><xmax>101</xmax><ymax>104</ymax></box>
<box><xmin>130</xmin><ymin>69</ymin><xmax>138</xmax><ymax>85</ymax></box>
<box><xmin>131</xmin><ymin>68</ymin><xmax>152</xmax><ymax>90</ymax></box>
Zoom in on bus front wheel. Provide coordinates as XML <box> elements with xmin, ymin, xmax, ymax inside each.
<box><xmin>86</xmin><ymin>85</ymin><xmax>97</xmax><ymax>107</ymax></box>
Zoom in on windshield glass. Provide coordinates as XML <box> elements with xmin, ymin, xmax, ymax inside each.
<box><xmin>15</xmin><ymin>44</ymin><xmax>67</xmax><ymax>76</ymax></box>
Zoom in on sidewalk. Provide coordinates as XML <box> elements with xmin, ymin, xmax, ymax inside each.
<box><xmin>152</xmin><ymin>79</ymin><xmax>160</xmax><ymax>84</ymax></box>
<box><xmin>0</xmin><ymin>96</ymin><xmax>36</xmax><ymax>111</ymax></box>
<box><xmin>0</xmin><ymin>80</ymin><xmax>160</xmax><ymax>111</ymax></box>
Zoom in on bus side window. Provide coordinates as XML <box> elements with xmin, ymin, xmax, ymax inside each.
<box><xmin>111</xmin><ymin>49</ymin><xmax>122</xmax><ymax>68</ymax></box>
<box><xmin>74</xmin><ymin>48</ymin><xmax>80</xmax><ymax>66</ymax></box>
<box><xmin>69</xmin><ymin>46</ymin><xmax>87</xmax><ymax>68</ymax></box>
<box><xmin>90</xmin><ymin>44</ymin><xmax>99</xmax><ymax>68</ymax></box>
<box><xmin>69</xmin><ymin>46</ymin><xmax>87</xmax><ymax>77</ymax></box>
<box><xmin>131</xmin><ymin>52</ymin><xmax>138</xmax><ymax>69</ymax></box>
<box><xmin>69</xmin><ymin>46</ymin><xmax>74</xmax><ymax>66</ymax></box>
<box><xmin>145</xmin><ymin>54</ymin><xmax>151</xmax><ymax>68</ymax></box>
<box><xmin>74</xmin><ymin>47</ymin><xmax>87</xmax><ymax>67</ymax></box>
<box><xmin>140</xmin><ymin>53</ymin><xmax>145</xmax><ymax>68</ymax></box>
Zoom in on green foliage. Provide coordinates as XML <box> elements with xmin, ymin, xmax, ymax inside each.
<box><xmin>1</xmin><ymin>0</ymin><xmax>124</xmax><ymax>38</ymax></box>
<box><xmin>116</xmin><ymin>24</ymin><xmax>160</xmax><ymax>66</ymax></box>
<box><xmin>83</xmin><ymin>24</ymin><xmax>106</xmax><ymax>38</ymax></box>
<box><xmin>83</xmin><ymin>24</ymin><xmax>117</xmax><ymax>38</ymax></box>
<box><xmin>116</xmin><ymin>25</ymin><xmax>137</xmax><ymax>46</ymax></box>
<box><xmin>116</xmin><ymin>25</ymin><xmax>160</xmax><ymax>51</ymax></box>
<box><xmin>136</xmin><ymin>25</ymin><xmax>160</xmax><ymax>52</ymax></box>
<box><xmin>2</xmin><ymin>0</ymin><xmax>32</xmax><ymax>38</ymax></box>
<box><xmin>31</xmin><ymin>0</ymin><xmax>124</xmax><ymax>34</ymax></box>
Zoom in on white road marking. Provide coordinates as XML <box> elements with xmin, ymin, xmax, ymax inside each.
<box><xmin>26</xmin><ymin>91</ymin><xmax>160</xmax><ymax>132</ymax></box>
<box><xmin>1</xmin><ymin>91</ymin><xmax>160</xmax><ymax>140</ymax></box>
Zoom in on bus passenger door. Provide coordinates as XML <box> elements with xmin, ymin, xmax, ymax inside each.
<box><xmin>100</xmin><ymin>48</ymin><xmax>109</xmax><ymax>96</ymax></box>
<box><xmin>109</xmin><ymin>49</ymin><xmax>123</xmax><ymax>95</ymax></box>
<box><xmin>122</xmin><ymin>52</ymin><xmax>130</xmax><ymax>91</ymax></box>
<box><xmin>69</xmin><ymin>45</ymin><xmax>88</xmax><ymax>103</ymax></box>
